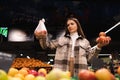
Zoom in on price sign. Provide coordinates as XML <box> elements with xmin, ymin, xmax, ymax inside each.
<box><xmin>0</xmin><ymin>52</ymin><xmax>16</xmax><ymax>72</ymax></box>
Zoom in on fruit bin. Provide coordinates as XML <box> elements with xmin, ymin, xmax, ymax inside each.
<box><xmin>11</xmin><ymin>58</ymin><xmax>53</xmax><ymax>73</ymax></box>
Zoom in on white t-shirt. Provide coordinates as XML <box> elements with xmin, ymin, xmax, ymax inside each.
<box><xmin>70</xmin><ymin>32</ymin><xmax>78</xmax><ymax>57</ymax></box>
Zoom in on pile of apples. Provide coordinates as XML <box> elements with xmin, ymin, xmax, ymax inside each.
<box><xmin>78</xmin><ymin>66</ymin><xmax>120</xmax><ymax>80</ymax></box>
<box><xmin>0</xmin><ymin>67</ymin><xmax>71</xmax><ymax>80</ymax></box>
<box><xmin>1</xmin><ymin>66</ymin><xmax>120</xmax><ymax>80</ymax></box>
<box><xmin>0</xmin><ymin>67</ymin><xmax>48</xmax><ymax>80</ymax></box>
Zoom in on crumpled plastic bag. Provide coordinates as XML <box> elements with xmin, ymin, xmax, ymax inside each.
<box><xmin>34</xmin><ymin>18</ymin><xmax>47</xmax><ymax>33</ymax></box>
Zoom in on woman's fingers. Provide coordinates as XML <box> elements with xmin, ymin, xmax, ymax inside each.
<box><xmin>34</xmin><ymin>31</ymin><xmax>47</xmax><ymax>39</ymax></box>
<box><xmin>96</xmin><ymin>36</ymin><xmax>111</xmax><ymax>47</ymax></box>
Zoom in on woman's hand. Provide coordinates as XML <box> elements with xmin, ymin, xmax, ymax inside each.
<box><xmin>96</xmin><ymin>32</ymin><xmax>111</xmax><ymax>48</ymax></box>
<box><xmin>34</xmin><ymin>30</ymin><xmax>47</xmax><ymax>39</ymax></box>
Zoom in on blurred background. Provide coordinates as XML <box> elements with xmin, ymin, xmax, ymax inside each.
<box><xmin>0</xmin><ymin>0</ymin><xmax>120</xmax><ymax>66</ymax></box>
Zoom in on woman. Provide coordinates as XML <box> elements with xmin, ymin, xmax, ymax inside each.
<box><xmin>34</xmin><ymin>17</ymin><xmax>111</xmax><ymax>76</ymax></box>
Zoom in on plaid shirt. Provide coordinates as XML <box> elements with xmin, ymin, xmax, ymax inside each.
<box><xmin>39</xmin><ymin>35</ymin><xmax>101</xmax><ymax>76</ymax></box>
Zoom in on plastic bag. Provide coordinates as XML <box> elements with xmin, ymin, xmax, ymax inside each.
<box><xmin>34</xmin><ymin>18</ymin><xmax>47</xmax><ymax>33</ymax></box>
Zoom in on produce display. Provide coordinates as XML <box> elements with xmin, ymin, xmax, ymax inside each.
<box><xmin>0</xmin><ymin>67</ymin><xmax>71</xmax><ymax>80</ymax></box>
<box><xmin>0</xmin><ymin>66</ymin><xmax>120</xmax><ymax>80</ymax></box>
<box><xmin>0</xmin><ymin>57</ymin><xmax>120</xmax><ymax>80</ymax></box>
<box><xmin>11</xmin><ymin>58</ymin><xmax>52</xmax><ymax>73</ymax></box>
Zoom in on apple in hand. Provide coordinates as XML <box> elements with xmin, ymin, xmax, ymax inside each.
<box><xmin>96</xmin><ymin>32</ymin><xmax>106</xmax><ymax>43</ymax></box>
<box><xmin>96</xmin><ymin>36</ymin><xmax>106</xmax><ymax>43</ymax></box>
<box><xmin>99</xmin><ymin>32</ymin><xmax>106</xmax><ymax>36</ymax></box>
<box><xmin>78</xmin><ymin>69</ymin><xmax>97</xmax><ymax>80</ymax></box>
<box><xmin>97</xmin><ymin>32</ymin><xmax>111</xmax><ymax>43</ymax></box>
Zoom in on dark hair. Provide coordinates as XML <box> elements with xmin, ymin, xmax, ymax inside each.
<box><xmin>64</xmin><ymin>17</ymin><xmax>86</xmax><ymax>38</ymax></box>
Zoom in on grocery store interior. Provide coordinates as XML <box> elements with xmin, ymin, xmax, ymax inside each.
<box><xmin>0</xmin><ymin>0</ymin><xmax>120</xmax><ymax>73</ymax></box>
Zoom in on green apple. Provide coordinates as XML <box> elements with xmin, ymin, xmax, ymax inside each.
<box><xmin>61</xmin><ymin>71</ymin><xmax>71</xmax><ymax>79</ymax></box>
<box><xmin>0</xmin><ymin>69</ymin><xmax>8</xmax><ymax>80</ymax></box>
<box><xmin>34</xmin><ymin>76</ymin><xmax>46</xmax><ymax>80</ymax></box>
<box><xmin>46</xmin><ymin>68</ymin><xmax>63</xmax><ymax>80</ymax></box>
<box><xmin>46</xmin><ymin>68</ymin><xmax>71</xmax><ymax>80</ymax></box>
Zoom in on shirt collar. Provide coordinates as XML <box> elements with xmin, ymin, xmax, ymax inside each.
<box><xmin>65</xmin><ymin>33</ymin><xmax>83</xmax><ymax>39</ymax></box>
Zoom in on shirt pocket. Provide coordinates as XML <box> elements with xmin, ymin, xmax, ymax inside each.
<box><xmin>56</xmin><ymin>45</ymin><xmax>69</xmax><ymax>59</ymax></box>
<box><xmin>78</xmin><ymin>44</ymin><xmax>88</xmax><ymax>56</ymax></box>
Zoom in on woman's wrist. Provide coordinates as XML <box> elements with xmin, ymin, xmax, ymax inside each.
<box><xmin>97</xmin><ymin>43</ymin><xmax>103</xmax><ymax>48</ymax></box>
<box><xmin>36</xmin><ymin>35</ymin><xmax>46</xmax><ymax>40</ymax></box>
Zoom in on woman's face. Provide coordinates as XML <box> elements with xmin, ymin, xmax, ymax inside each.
<box><xmin>67</xmin><ymin>20</ymin><xmax>78</xmax><ymax>33</ymax></box>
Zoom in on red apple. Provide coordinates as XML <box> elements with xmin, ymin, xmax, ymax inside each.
<box><xmin>78</xmin><ymin>69</ymin><xmax>97</xmax><ymax>80</ymax></box>
<box><xmin>28</xmin><ymin>69</ymin><xmax>38</xmax><ymax>76</ymax></box>
<box><xmin>95</xmin><ymin>68</ymin><xmax>115</xmax><ymax>80</ymax></box>
<box><xmin>97</xmin><ymin>36</ymin><xmax>107</xmax><ymax>43</ymax></box>
<box><xmin>38</xmin><ymin>68</ymin><xmax>47</xmax><ymax>77</ymax></box>
<box><xmin>38</xmin><ymin>72</ymin><xmax>46</xmax><ymax>77</ymax></box>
